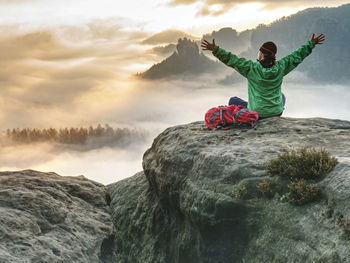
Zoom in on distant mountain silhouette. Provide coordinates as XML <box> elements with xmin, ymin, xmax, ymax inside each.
<box><xmin>141</xmin><ymin>29</ymin><xmax>198</xmax><ymax>45</ymax></box>
<box><xmin>140</xmin><ymin>38</ymin><xmax>224</xmax><ymax>79</ymax></box>
<box><xmin>151</xmin><ymin>43</ymin><xmax>177</xmax><ymax>57</ymax></box>
<box><xmin>141</xmin><ymin>4</ymin><xmax>350</xmax><ymax>84</ymax></box>
<box><xmin>202</xmin><ymin>27</ymin><xmax>252</xmax><ymax>55</ymax></box>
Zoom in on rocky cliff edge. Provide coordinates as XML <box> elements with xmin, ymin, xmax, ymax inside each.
<box><xmin>108</xmin><ymin>117</ymin><xmax>350</xmax><ymax>263</ymax></box>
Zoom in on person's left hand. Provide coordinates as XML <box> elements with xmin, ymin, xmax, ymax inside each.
<box><xmin>311</xmin><ymin>33</ymin><xmax>325</xmax><ymax>45</ymax></box>
<box><xmin>201</xmin><ymin>39</ymin><xmax>216</xmax><ymax>51</ymax></box>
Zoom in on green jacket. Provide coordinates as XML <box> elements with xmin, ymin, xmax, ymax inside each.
<box><xmin>212</xmin><ymin>40</ymin><xmax>316</xmax><ymax>117</ymax></box>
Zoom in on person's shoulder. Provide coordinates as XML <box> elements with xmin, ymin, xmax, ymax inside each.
<box><xmin>275</xmin><ymin>59</ymin><xmax>287</xmax><ymax>68</ymax></box>
<box><xmin>249</xmin><ymin>60</ymin><xmax>260</xmax><ymax>66</ymax></box>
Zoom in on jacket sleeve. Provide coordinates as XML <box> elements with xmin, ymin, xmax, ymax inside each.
<box><xmin>212</xmin><ymin>45</ymin><xmax>253</xmax><ymax>78</ymax></box>
<box><xmin>279</xmin><ymin>40</ymin><xmax>316</xmax><ymax>76</ymax></box>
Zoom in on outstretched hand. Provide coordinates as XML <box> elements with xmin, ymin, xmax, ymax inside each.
<box><xmin>311</xmin><ymin>33</ymin><xmax>325</xmax><ymax>45</ymax></box>
<box><xmin>201</xmin><ymin>39</ymin><xmax>216</xmax><ymax>51</ymax></box>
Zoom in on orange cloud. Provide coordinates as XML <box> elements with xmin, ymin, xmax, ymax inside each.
<box><xmin>170</xmin><ymin>0</ymin><xmax>350</xmax><ymax>16</ymax></box>
<box><xmin>0</xmin><ymin>18</ymin><xmax>156</xmax><ymax>128</ymax></box>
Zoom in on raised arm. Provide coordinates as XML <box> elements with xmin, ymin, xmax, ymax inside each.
<box><xmin>201</xmin><ymin>39</ymin><xmax>253</xmax><ymax>78</ymax></box>
<box><xmin>280</xmin><ymin>33</ymin><xmax>325</xmax><ymax>76</ymax></box>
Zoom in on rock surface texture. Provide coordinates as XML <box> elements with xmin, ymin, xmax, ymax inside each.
<box><xmin>0</xmin><ymin>170</ymin><xmax>116</xmax><ymax>263</ymax></box>
<box><xmin>108</xmin><ymin>117</ymin><xmax>350</xmax><ymax>263</ymax></box>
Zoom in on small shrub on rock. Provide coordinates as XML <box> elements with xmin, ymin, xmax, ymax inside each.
<box><xmin>337</xmin><ymin>217</ymin><xmax>350</xmax><ymax>236</ymax></box>
<box><xmin>232</xmin><ymin>185</ymin><xmax>247</xmax><ymax>199</ymax></box>
<box><xmin>257</xmin><ymin>180</ymin><xmax>274</xmax><ymax>198</ymax></box>
<box><xmin>279</xmin><ymin>193</ymin><xmax>290</xmax><ymax>203</ymax></box>
<box><xmin>287</xmin><ymin>179</ymin><xmax>319</xmax><ymax>205</ymax></box>
<box><xmin>266</xmin><ymin>147</ymin><xmax>338</xmax><ymax>180</ymax></box>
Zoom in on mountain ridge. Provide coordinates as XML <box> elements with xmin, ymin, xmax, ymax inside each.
<box><xmin>141</xmin><ymin>3</ymin><xmax>350</xmax><ymax>83</ymax></box>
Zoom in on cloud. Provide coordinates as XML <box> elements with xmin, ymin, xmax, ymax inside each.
<box><xmin>54</xmin><ymin>19</ymin><xmax>125</xmax><ymax>42</ymax></box>
<box><xmin>0</xmin><ymin>0</ymin><xmax>40</xmax><ymax>3</ymax></box>
<box><xmin>0</xmin><ymin>134</ymin><xmax>151</xmax><ymax>185</ymax></box>
<box><xmin>150</xmin><ymin>44</ymin><xmax>177</xmax><ymax>57</ymax></box>
<box><xmin>0</xmin><ymin>19</ymin><xmax>159</xmax><ymax>129</ymax></box>
<box><xmin>128</xmin><ymin>31</ymin><xmax>151</xmax><ymax>41</ymax></box>
<box><xmin>169</xmin><ymin>0</ymin><xmax>350</xmax><ymax>16</ymax></box>
<box><xmin>141</xmin><ymin>29</ymin><xmax>199</xmax><ymax>45</ymax></box>
<box><xmin>0</xmin><ymin>31</ymin><xmax>59</xmax><ymax>61</ymax></box>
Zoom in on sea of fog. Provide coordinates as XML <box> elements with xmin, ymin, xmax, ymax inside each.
<box><xmin>1</xmin><ymin>78</ymin><xmax>349</xmax><ymax>185</ymax></box>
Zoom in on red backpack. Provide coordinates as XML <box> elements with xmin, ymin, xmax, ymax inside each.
<box><xmin>205</xmin><ymin>105</ymin><xmax>258</xmax><ymax>130</ymax></box>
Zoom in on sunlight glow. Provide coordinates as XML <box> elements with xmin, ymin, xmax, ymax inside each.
<box><xmin>0</xmin><ymin>0</ymin><xmax>344</xmax><ymax>35</ymax></box>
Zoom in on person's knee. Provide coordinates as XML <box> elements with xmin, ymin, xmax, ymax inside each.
<box><xmin>228</xmin><ymin>96</ymin><xmax>247</xmax><ymax>107</ymax></box>
<box><xmin>228</xmin><ymin>96</ymin><xmax>239</xmax><ymax>105</ymax></box>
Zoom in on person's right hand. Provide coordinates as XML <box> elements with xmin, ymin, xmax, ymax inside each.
<box><xmin>311</xmin><ymin>33</ymin><xmax>325</xmax><ymax>45</ymax></box>
<box><xmin>201</xmin><ymin>39</ymin><xmax>216</xmax><ymax>51</ymax></box>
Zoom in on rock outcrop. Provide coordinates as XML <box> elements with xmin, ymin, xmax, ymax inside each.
<box><xmin>108</xmin><ymin>117</ymin><xmax>350</xmax><ymax>263</ymax></box>
<box><xmin>0</xmin><ymin>170</ymin><xmax>116</xmax><ymax>263</ymax></box>
<box><xmin>140</xmin><ymin>38</ymin><xmax>223</xmax><ymax>79</ymax></box>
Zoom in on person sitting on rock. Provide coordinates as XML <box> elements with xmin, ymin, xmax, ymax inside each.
<box><xmin>201</xmin><ymin>33</ymin><xmax>325</xmax><ymax>120</ymax></box>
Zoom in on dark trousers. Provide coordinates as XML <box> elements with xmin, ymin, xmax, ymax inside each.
<box><xmin>228</xmin><ymin>93</ymin><xmax>286</xmax><ymax>119</ymax></box>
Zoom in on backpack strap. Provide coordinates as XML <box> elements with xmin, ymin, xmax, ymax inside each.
<box><xmin>221</xmin><ymin>109</ymin><xmax>237</xmax><ymax>125</ymax></box>
<box><xmin>209</xmin><ymin>112</ymin><xmax>220</xmax><ymax>128</ymax></box>
<box><xmin>219</xmin><ymin>109</ymin><xmax>225</xmax><ymax>126</ymax></box>
<box><xmin>234</xmin><ymin>108</ymin><xmax>248</xmax><ymax>118</ymax></box>
<box><xmin>210</xmin><ymin>109</ymin><xmax>235</xmax><ymax>128</ymax></box>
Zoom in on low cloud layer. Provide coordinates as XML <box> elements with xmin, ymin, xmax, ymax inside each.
<box><xmin>141</xmin><ymin>29</ymin><xmax>199</xmax><ymax>45</ymax></box>
<box><xmin>0</xmin><ymin>18</ymin><xmax>158</xmax><ymax>129</ymax></box>
<box><xmin>1</xmin><ymin>77</ymin><xmax>350</xmax><ymax>184</ymax></box>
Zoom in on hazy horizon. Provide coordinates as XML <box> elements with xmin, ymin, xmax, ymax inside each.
<box><xmin>1</xmin><ymin>76</ymin><xmax>349</xmax><ymax>184</ymax></box>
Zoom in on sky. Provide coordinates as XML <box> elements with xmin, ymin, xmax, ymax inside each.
<box><xmin>1</xmin><ymin>0</ymin><xmax>349</xmax><ymax>35</ymax></box>
<box><xmin>0</xmin><ymin>0</ymin><xmax>349</xmax><ymax>184</ymax></box>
